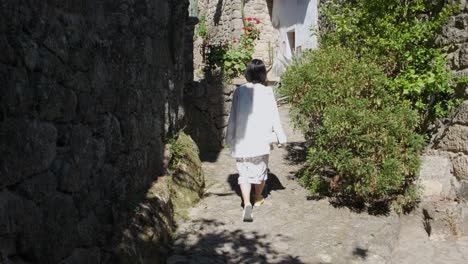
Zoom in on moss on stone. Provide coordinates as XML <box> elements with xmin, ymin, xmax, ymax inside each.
<box><xmin>115</xmin><ymin>132</ymin><xmax>205</xmax><ymax>263</ymax></box>
<box><xmin>169</xmin><ymin>132</ymin><xmax>206</xmax><ymax>220</ymax></box>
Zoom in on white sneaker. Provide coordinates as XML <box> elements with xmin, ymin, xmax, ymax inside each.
<box><xmin>242</xmin><ymin>204</ymin><xmax>253</xmax><ymax>222</ymax></box>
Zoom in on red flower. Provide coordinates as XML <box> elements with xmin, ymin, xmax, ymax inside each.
<box><xmin>242</xmin><ymin>26</ymin><xmax>246</xmax><ymax>30</ymax></box>
<box><xmin>246</xmin><ymin>17</ymin><xmax>253</xmax><ymax>21</ymax></box>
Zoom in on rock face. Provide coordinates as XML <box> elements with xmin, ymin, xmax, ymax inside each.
<box><xmin>0</xmin><ymin>0</ymin><xmax>191</xmax><ymax>263</ymax></box>
<box><xmin>420</xmin><ymin>1</ymin><xmax>468</xmax><ymax>202</ymax></box>
<box><xmin>439</xmin><ymin>1</ymin><xmax>468</xmax><ymax>77</ymax></box>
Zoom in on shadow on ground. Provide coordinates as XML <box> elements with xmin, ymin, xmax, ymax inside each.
<box><xmin>284</xmin><ymin>141</ymin><xmax>392</xmax><ymax>216</ymax></box>
<box><xmin>284</xmin><ymin>141</ymin><xmax>308</xmax><ymax>165</ymax></box>
<box><xmin>169</xmin><ymin>219</ymin><xmax>305</xmax><ymax>264</ymax></box>
<box><xmin>227</xmin><ymin>172</ymin><xmax>285</xmax><ymax>205</ymax></box>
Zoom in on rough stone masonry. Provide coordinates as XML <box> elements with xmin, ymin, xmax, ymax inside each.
<box><xmin>0</xmin><ymin>0</ymin><xmax>190</xmax><ymax>263</ymax></box>
<box><xmin>419</xmin><ymin>0</ymin><xmax>468</xmax><ymax>201</ymax></box>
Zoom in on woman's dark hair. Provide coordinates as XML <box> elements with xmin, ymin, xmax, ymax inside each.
<box><xmin>245</xmin><ymin>59</ymin><xmax>267</xmax><ymax>84</ymax></box>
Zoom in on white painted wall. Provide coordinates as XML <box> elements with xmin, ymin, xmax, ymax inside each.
<box><xmin>271</xmin><ymin>0</ymin><xmax>318</xmax><ymax>76</ymax></box>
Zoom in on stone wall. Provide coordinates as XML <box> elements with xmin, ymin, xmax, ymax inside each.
<box><xmin>420</xmin><ymin>1</ymin><xmax>468</xmax><ymax>201</ymax></box>
<box><xmin>0</xmin><ymin>0</ymin><xmax>190</xmax><ymax>263</ymax></box>
<box><xmin>184</xmin><ymin>75</ymin><xmax>235</xmax><ymax>161</ymax></box>
<box><xmin>440</xmin><ymin>0</ymin><xmax>468</xmax><ymax>79</ymax></box>
<box><xmin>198</xmin><ymin>0</ymin><xmax>242</xmax><ymax>42</ymax></box>
<box><xmin>243</xmin><ymin>0</ymin><xmax>277</xmax><ymax>66</ymax></box>
<box><xmin>197</xmin><ymin>0</ymin><xmax>276</xmax><ymax>68</ymax></box>
<box><xmin>188</xmin><ymin>1</ymin><xmax>277</xmax><ymax>159</ymax></box>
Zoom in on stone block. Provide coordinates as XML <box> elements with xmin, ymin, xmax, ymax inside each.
<box><xmin>460</xmin><ymin>43</ymin><xmax>468</xmax><ymax>69</ymax></box>
<box><xmin>0</xmin><ymin>119</ymin><xmax>57</xmax><ymax>188</ymax></box>
<box><xmin>455</xmin><ymin>14</ymin><xmax>468</xmax><ymax>29</ymax></box>
<box><xmin>418</xmin><ymin>156</ymin><xmax>459</xmax><ymax>200</ymax></box>
<box><xmin>447</xmin><ymin>51</ymin><xmax>460</xmax><ymax>70</ymax></box>
<box><xmin>436</xmin><ymin>124</ymin><xmax>468</xmax><ymax>153</ymax></box>
<box><xmin>0</xmin><ymin>191</ymin><xmax>43</xmax><ymax>259</ymax></box>
<box><xmin>441</xmin><ymin>24</ymin><xmax>468</xmax><ymax>44</ymax></box>
<box><xmin>0</xmin><ymin>235</ymin><xmax>17</xmax><ymax>257</ymax></box>
<box><xmin>0</xmin><ymin>35</ymin><xmax>15</xmax><ymax>64</ymax></box>
<box><xmin>0</xmin><ymin>191</ymin><xmax>25</xmax><ymax>235</ymax></box>
<box><xmin>77</xmin><ymin>213</ymin><xmax>103</xmax><ymax>247</ymax></box>
<box><xmin>36</xmin><ymin>78</ymin><xmax>77</xmax><ymax>122</ymax></box>
<box><xmin>17</xmin><ymin>34</ymin><xmax>40</xmax><ymax>71</ymax></box>
<box><xmin>60</xmin><ymin>248</ymin><xmax>101</xmax><ymax>264</ymax></box>
<box><xmin>222</xmin><ymin>84</ymin><xmax>236</xmax><ymax>96</ymax></box>
<box><xmin>94</xmin><ymin>114</ymin><xmax>122</xmax><ymax>163</ymax></box>
<box><xmin>58</xmin><ymin>124</ymin><xmax>96</xmax><ymax>193</ymax></box>
<box><xmin>453</xmin><ymin>154</ymin><xmax>468</xmax><ymax>180</ymax></box>
<box><xmin>223</xmin><ymin>101</ymin><xmax>232</xmax><ymax>115</ymax></box>
<box><xmin>41</xmin><ymin>193</ymin><xmax>79</xmax><ymax>263</ymax></box>
<box><xmin>0</xmin><ymin>65</ymin><xmax>34</xmax><ymax>116</ymax></box>
<box><xmin>452</xmin><ymin>100</ymin><xmax>468</xmax><ymax>125</ymax></box>
<box><xmin>460</xmin><ymin>180</ymin><xmax>468</xmax><ymax>201</ymax></box>
<box><xmin>36</xmin><ymin>45</ymin><xmax>70</xmax><ymax>82</ymax></box>
<box><xmin>42</xmin><ymin>16</ymin><xmax>69</xmax><ymax>63</ymax></box>
<box><xmin>18</xmin><ymin>171</ymin><xmax>57</xmax><ymax>203</ymax></box>
<box><xmin>460</xmin><ymin>202</ymin><xmax>468</xmax><ymax>236</ymax></box>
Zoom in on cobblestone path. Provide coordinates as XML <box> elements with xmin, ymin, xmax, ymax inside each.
<box><xmin>168</xmin><ymin>106</ymin><xmax>468</xmax><ymax>264</ymax></box>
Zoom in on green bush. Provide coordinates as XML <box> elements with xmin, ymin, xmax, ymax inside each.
<box><xmin>280</xmin><ymin>47</ymin><xmax>425</xmax><ymax>207</ymax></box>
<box><xmin>204</xmin><ymin>17</ymin><xmax>261</xmax><ymax>81</ymax></box>
<box><xmin>195</xmin><ymin>14</ymin><xmax>207</xmax><ymax>40</ymax></box>
<box><xmin>320</xmin><ymin>0</ymin><xmax>462</xmax><ymax>129</ymax></box>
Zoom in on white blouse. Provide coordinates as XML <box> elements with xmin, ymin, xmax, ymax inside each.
<box><xmin>225</xmin><ymin>82</ymin><xmax>287</xmax><ymax>158</ymax></box>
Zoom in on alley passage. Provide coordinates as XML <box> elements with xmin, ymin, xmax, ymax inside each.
<box><xmin>167</xmin><ymin>106</ymin><xmax>468</xmax><ymax>264</ymax></box>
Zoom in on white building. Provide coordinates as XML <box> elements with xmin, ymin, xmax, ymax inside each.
<box><xmin>269</xmin><ymin>0</ymin><xmax>319</xmax><ymax>76</ymax></box>
<box><xmin>196</xmin><ymin>0</ymin><xmax>319</xmax><ymax>78</ymax></box>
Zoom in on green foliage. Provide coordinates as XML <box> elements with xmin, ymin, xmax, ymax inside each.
<box><xmin>195</xmin><ymin>14</ymin><xmax>207</xmax><ymax>40</ymax></box>
<box><xmin>204</xmin><ymin>17</ymin><xmax>261</xmax><ymax>81</ymax></box>
<box><xmin>391</xmin><ymin>185</ymin><xmax>422</xmax><ymax>215</ymax></box>
<box><xmin>167</xmin><ymin>134</ymin><xmax>184</xmax><ymax>171</ymax></box>
<box><xmin>320</xmin><ymin>0</ymin><xmax>462</xmax><ymax>128</ymax></box>
<box><xmin>280</xmin><ymin>47</ymin><xmax>425</xmax><ymax>205</ymax></box>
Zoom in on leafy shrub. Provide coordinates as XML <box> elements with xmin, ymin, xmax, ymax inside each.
<box><xmin>280</xmin><ymin>47</ymin><xmax>425</xmax><ymax>207</ymax></box>
<box><xmin>167</xmin><ymin>133</ymin><xmax>184</xmax><ymax>171</ymax></box>
<box><xmin>320</xmin><ymin>0</ymin><xmax>462</xmax><ymax>129</ymax></box>
<box><xmin>195</xmin><ymin>14</ymin><xmax>207</xmax><ymax>40</ymax></box>
<box><xmin>204</xmin><ymin>17</ymin><xmax>261</xmax><ymax>81</ymax></box>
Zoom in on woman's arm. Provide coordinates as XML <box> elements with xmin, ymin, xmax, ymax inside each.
<box><xmin>225</xmin><ymin>89</ymin><xmax>238</xmax><ymax>147</ymax></box>
<box><xmin>270</xmin><ymin>90</ymin><xmax>287</xmax><ymax>144</ymax></box>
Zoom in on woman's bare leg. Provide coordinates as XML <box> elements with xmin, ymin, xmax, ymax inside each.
<box><xmin>254</xmin><ymin>180</ymin><xmax>266</xmax><ymax>201</ymax></box>
<box><xmin>240</xmin><ymin>183</ymin><xmax>252</xmax><ymax>206</ymax></box>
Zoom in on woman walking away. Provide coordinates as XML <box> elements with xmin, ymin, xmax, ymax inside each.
<box><xmin>225</xmin><ymin>59</ymin><xmax>287</xmax><ymax>222</ymax></box>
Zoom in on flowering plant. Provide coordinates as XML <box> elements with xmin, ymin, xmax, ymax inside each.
<box><xmin>240</xmin><ymin>17</ymin><xmax>261</xmax><ymax>52</ymax></box>
<box><xmin>204</xmin><ymin>17</ymin><xmax>261</xmax><ymax>81</ymax></box>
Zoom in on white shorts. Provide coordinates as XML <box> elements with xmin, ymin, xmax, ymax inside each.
<box><xmin>236</xmin><ymin>155</ymin><xmax>269</xmax><ymax>184</ymax></box>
